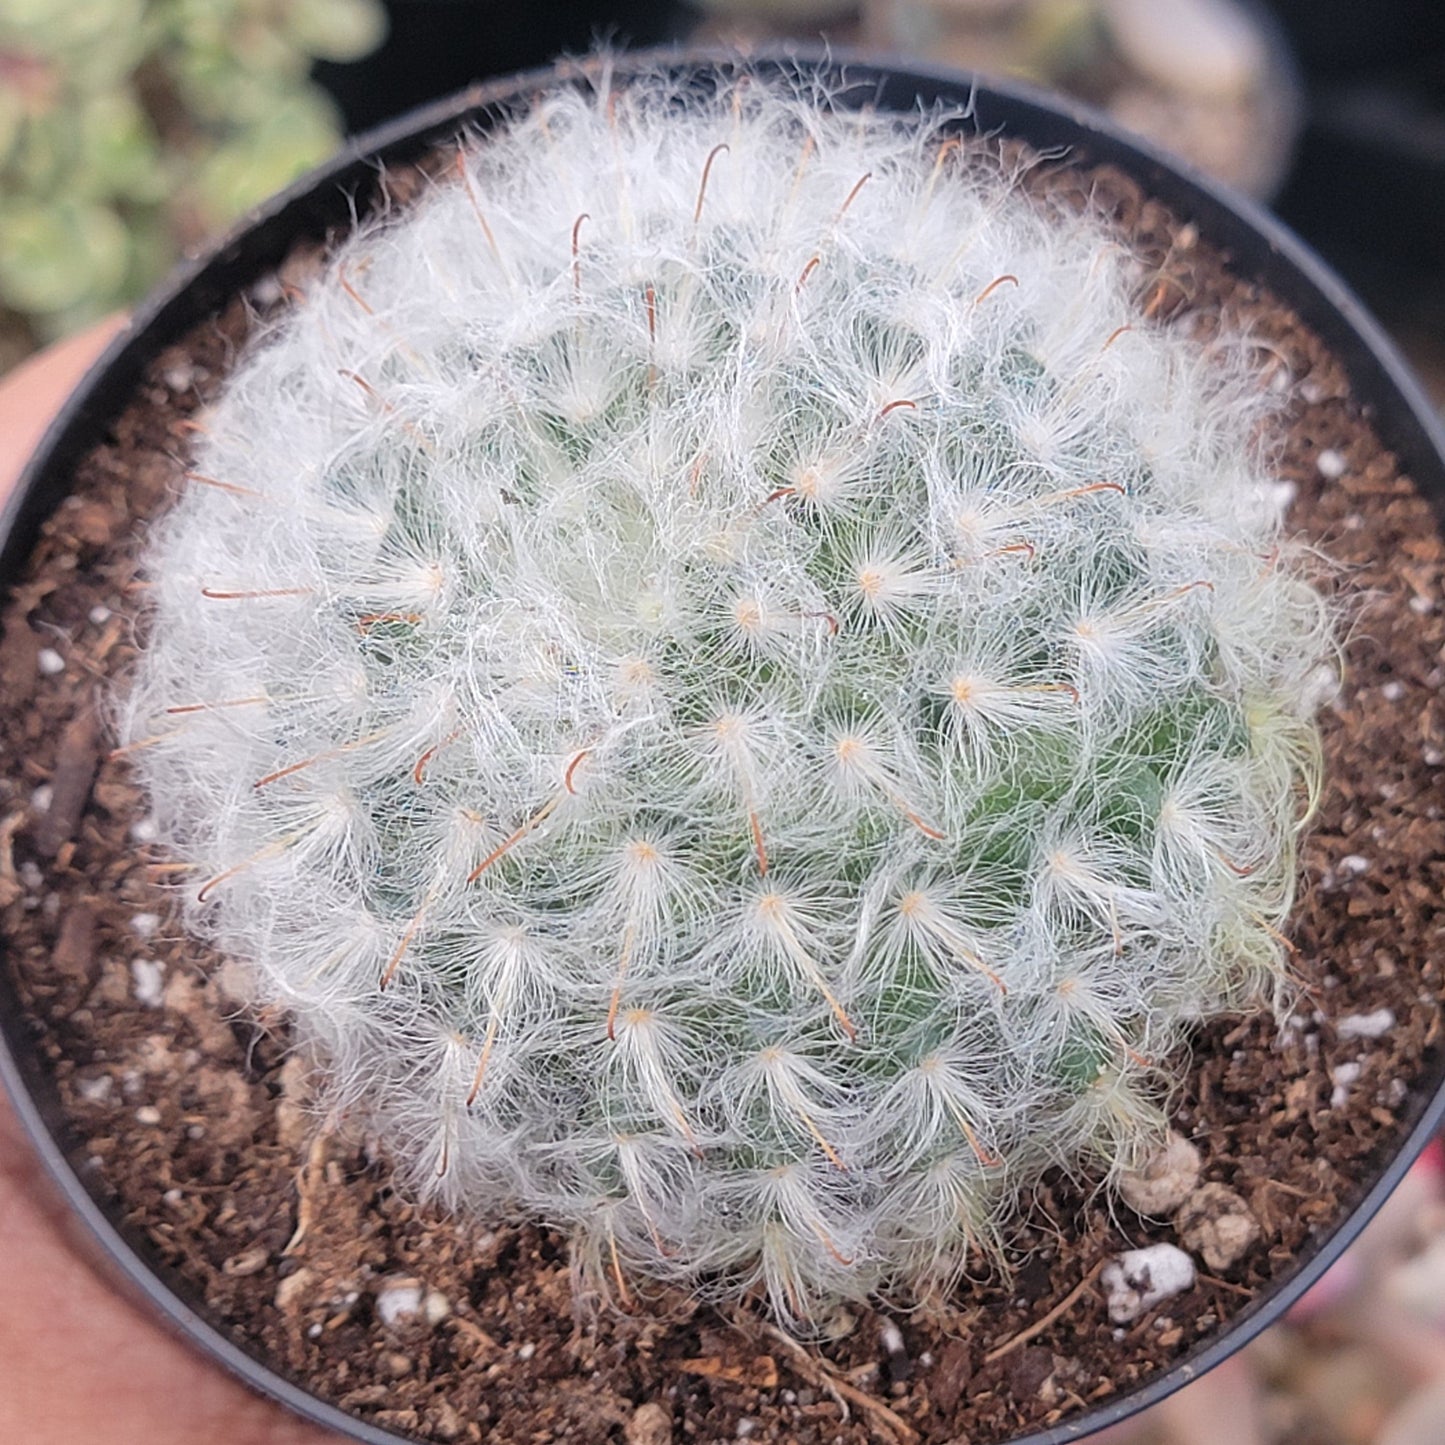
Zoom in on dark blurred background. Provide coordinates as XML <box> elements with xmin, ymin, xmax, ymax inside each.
<box><xmin>1268</xmin><ymin>0</ymin><xmax>1445</xmax><ymax>404</ymax></box>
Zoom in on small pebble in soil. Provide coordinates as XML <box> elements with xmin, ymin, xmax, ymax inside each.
<box><xmin>76</xmin><ymin>1074</ymin><xmax>112</xmax><ymax>1103</ymax></box>
<box><xmin>1118</xmin><ymin>1131</ymin><xmax>1202</xmax><ymax>1216</ymax></box>
<box><xmin>1316</xmin><ymin>448</ymin><xmax>1347</xmax><ymax>479</ymax></box>
<box><xmin>429</xmin><ymin>1401</ymin><xmax>465</xmax><ymax>1442</ymax></box>
<box><xmin>625</xmin><ymin>1402</ymin><xmax>672</xmax><ymax>1445</ymax></box>
<box><xmin>88</xmin><ymin>605</ymin><xmax>111</xmax><ymax>625</ymax></box>
<box><xmin>134</xmin><ymin>1105</ymin><xmax>161</xmax><ymax>1126</ymax></box>
<box><xmin>18</xmin><ymin>860</ymin><xmax>41</xmax><ymax>891</ymax></box>
<box><xmin>275</xmin><ymin>1267</ymin><xmax>315</xmax><ymax>1311</ymax></box>
<box><xmin>1330</xmin><ymin>1060</ymin><xmax>1363</xmax><ymax>1107</ymax></box>
<box><xmin>375</xmin><ymin>1277</ymin><xmax>426</xmax><ymax>1328</ymax></box>
<box><xmin>1337</xmin><ymin>854</ymin><xmax>1371</xmax><ymax>878</ymax></box>
<box><xmin>37</xmin><ymin>648</ymin><xmax>65</xmax><ymax>676</ymax></box>
<box><xmin>130</xmin><ymin>912</ymin><xmax>160</xmax><ymax>938</ymax></box>
<box><xmin>1175</xmin><ymin>1183</ymin><xmax>1262</xmax><ymax>1271</ymax></box>
<box><xmin>1382</xmin><ymin>680</ymin><xmax>1405</xmax><ymax>701</ymax></box>
<box><xmin>735</xmin><ymin>1420</ymin><xmax>758</xmax><ymax>1439</ymax></box>
<box><xmin>223</xmin><ymin>1246</ymin><xmax>270</xmax><ymax>1277</ymax></box>
<box><xmin>381</xmin><ymin>1352</ymin><xmax>413</xmax><ymax>1379</ymax></box>
<box><xmin>130</xmin><ymin>815</ymin><xmax>159</xmax><ymax>844</ymax></box>
<box><xmin>516</xmin><ymin>1341</ymin><xmax>536</xmax><ymax>1361</ymax></box>
<box><xmin>131</xmin><ymin>957</ymin><xmax>165</xmax><ymax>1007</ymax></box>
<box><xmin>1101</xmin><ymin>1244</ymin><xmax>1197</xmax><ymax>1324</ymax></box>
<box><xmin>879</xmin><ymin>1318</ymin><xmax>910</xmax><ymax>1384</ymax></box>
<box><xmin>1338</xmin><ymin>1009</ymin><xmax>1396</xmax><ymax>1040</ymax></box>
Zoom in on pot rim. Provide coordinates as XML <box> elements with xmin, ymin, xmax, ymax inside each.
<box><xmin>3</xmin><ymin>45</ymin><xmax>1443</xmax><ymax>1445</ymax></box>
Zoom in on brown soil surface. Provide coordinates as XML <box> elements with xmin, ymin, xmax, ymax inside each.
<box><xmin>2</xmin><ymin>152</ymin><xmax>1444</xmax><ymax>1445</ymax></box>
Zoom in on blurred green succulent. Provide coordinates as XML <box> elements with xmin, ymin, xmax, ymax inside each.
<box><xmin>0</xmin><ymin>0</ymin><xmax>386</xmax><ymax>364</ymax></box>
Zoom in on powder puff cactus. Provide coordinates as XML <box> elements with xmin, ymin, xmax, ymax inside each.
<box><xmin>123</xmin><ymin>68</ymin><xmax>1334</xmax><ymax>1326</ymax></box>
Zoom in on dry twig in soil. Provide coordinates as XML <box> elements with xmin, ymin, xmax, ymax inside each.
<box><xmin>983</xmin><ymin>1261</ymin><xmax>1105</xmax><ymax>1364</ymax></box>
<box><xmin>747</xmin><ymin>1317</ymin><xmax>920</xmax><ymax>1444</ymax></box>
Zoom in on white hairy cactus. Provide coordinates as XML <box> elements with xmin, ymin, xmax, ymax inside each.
<box><xmin>124</xmin><ymin>69</ymin><xmax>1334</xmax><ymax>1327</ymax></box>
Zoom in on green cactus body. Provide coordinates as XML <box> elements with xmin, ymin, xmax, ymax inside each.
<box><xmin>124</xmin><ymin>73</ymin><xmax>1333</xmax><ymax>1326</ymax></box>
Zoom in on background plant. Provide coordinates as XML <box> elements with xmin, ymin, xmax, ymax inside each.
<box><xmin>124</xmin><ymin>71</ymin><xmax>1334</xmax><ymax>1328</ymax></box>
<box><xmin>0</xmin><ymin>0</ymin><xmax>385</xmax><ymax>369</ymax></box>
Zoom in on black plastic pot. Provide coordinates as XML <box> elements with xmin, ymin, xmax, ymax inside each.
<box><xmin>3</xmin><ymin>48</ymin><xmax>1444</xmax><ymax>1445</ymax></box>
